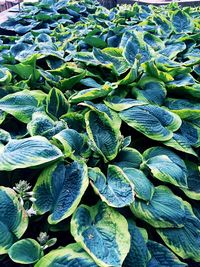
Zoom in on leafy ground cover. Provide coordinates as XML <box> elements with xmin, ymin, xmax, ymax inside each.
<box><xmin>0</xmin><ymin>0</ymin><xmax>200</xmax><ymax>266</ymax></box>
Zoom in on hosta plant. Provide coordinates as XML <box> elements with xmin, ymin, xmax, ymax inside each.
<box><xmin>0</xmin><ymin>0</ymin><xmax>200</xmax><ymax>266</ymax></box>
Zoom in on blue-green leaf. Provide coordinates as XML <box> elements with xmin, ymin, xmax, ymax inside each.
<box><xmin>35</xmin><ymin>243</ymin><xmax>98</xmax><ymax>267</ymax></box>
<box><xmin>143</xmin><ymin>146</ymin><xmax>188</xmax><ymax>188</ymax></box>
<box><xmin>122</xmin><ymin>32</ymin><xmax>151</xmax><ymax>64</ymax></box>
<box><xmin>113</xmin><ymin>147</ymin><xmax>143</xmax><ymax>169</ymax></box>
<box><xmin>131</xmin><ymin>186</ymin><xmax>186</xmax><ymax>228</ymax></box>
<box><xmin>70</xmin><ymin>83</ymin><xmax>113</xmax><ymax>104</ymax></box>
<box><xmin>46</xmin><ymin>88</ymin><xmax>69</xmax><ymax>119</ymax></box>
<box><xmin>93</xmin><ymin>47</ymin><xmax>129</xmax><ymax>75</ymax></box>
<box><xmin>104</xmin><ymin>97</ymin><xmax>147</xmax><ymax>112</ymax></box>
<box><xmin>147</xmin><ymin>241</ymin><xmax>187</xmax><ymax>267</ymax></box>
<box><xmin>179</xmin><ymin>120</ymin><xmax>200</xmax><ymax>147</ymax></box>
<box><xmin>120</xmin><ymin>105</ymin><xmax>181</xmax><ymax>141</ymax></box>
<box><xmin>171</xmin><ymin>10</ymin><xmax>194</xmax><ymax>33</ymax></box>
<box><xmin>27</xmin><ymin>112</ymin><xmax>65</xmax><ymax>139</ymax></box>
<box><xmin>85</xmin><ymin>110</ymin><xmax>121</xmax><ymax>162</ymax></box>
<box><xmin>124</xmin><ymin>221</ymin><xmax>150</xmax><ymax>267</ymax></box>
<box><xmin>181</xmin><ymin>161</ymin><xmax>200</xmax><ymax>200</ymax></box>
<box><xmin>33</xmin><ymin>161</ymin><xmax>88</xmax><ymax>224</ymax></box>
<box><xmin>0</xmin><ymin>90</ymin><xmax>46</xmax><ymax>123</ymax></box>
<box><xmin>133</xmin><ymin>76</ymin><xmax>167</xmax><ymax>105</ymax></box>
<box><xmin>0</xmin><ymin>187</ymin><xmax>28</xmax><ymax>254</ymax></box>
<box><xmin>8</xmin><ymin>239</ymin><xmax>43</xmax><ymax>264</ymax></box>
<box><xmin>0</xmin><ymin>136</ymin><xmax>63</xmax><ymax>171</ymax></box>
<box><xmin>165</xmin><ymin>98</ymin><xmax>200</xmax><ymax>121</ymax></box>
<box><xmin>71</xmin><ymin>202</ymin><xmax>131</xmax><ymax>267</ymax></box>
<box><xmin>89</xmin><ymin>165</ymin><xmax>134</xmax><ymax>208</ymax></box>
<box><xmin>123</xmin><ymin>168</ymin><xmax>154</xmax><ymax>201</ymax></box>
<box><xmin>157</xmin><ymin>203</ymin><xmax>200</xmax><ymax>262</ymax></box>
<box><xmin>53</xmin><ymin>129</ymin><xmax>91</xmax><ymax>160</ymax></box>
<box><xmin>163</xmin><ymin>132</ymin><xmax>197</xmax><ymax>157</ymax></box>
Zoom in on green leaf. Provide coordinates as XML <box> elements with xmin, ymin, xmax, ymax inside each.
<box><xmin>143</xmin><ymin>147</ymin><xmax>188</xmax><ymax>188</ymax></box>
<box><xmin>0</xmin><ymin>187</ymin><xmax>28</xmax><ymax>254</ymax></box>
<box><xmin>171</xmin><ymin>10</ymin><xmax>194</xmax><ymax>33</ymax></box>
<box><xmin>60</xmin><ymin>71</ymin><xmax>86</xmax><ymax>91</ymax></box>
<box><xmin>120</xmin><ymin>105</ymin><xmax>181</xmax><ymax>141</ymax></box>
<box><xmin>113</xmin><ymin>147</ymin><xmax>143</xmax><ymax>169</ymax></box>
<box><xmin>124</xmin><ymin>221</ymin><xmax>150</xmax><ymax>267</ymax></box>
<box><xmin>142</xmin><ymin>61</ymin><xmax>174</xmax><ymax>82</ymax></box>
<box><xmin>53</xmin><ymin>129</ymin><xmax>91</xmax><ymax>160</ymax></box>
<box><xmin>0</xmin><ymin>90</ymin><xmax>46</xmax><ymax>123</ymax></box>
<box><xmin>131</xmin><ymin>186</ymin><xmax>185</xmax><ymax>228</ymax></box>
<box><xmin>104</xmin><ymin>97</ymin><xmax>147</xmax><ymax>112</ymax></box>
<box><xmin>84</xmin><ymin>36</ymin><xmax>107</xmax><ymax>49</ymax></box>
<box><xmin>0</xmin><ymin>110</ymin><xmax>6</xmax><ymax>125</ymax></box>
<box><xmin>0</xmin><ymin>129</ymin><xmax>11</xmax><ymax>145</ymax></box>
<box><xmin>33</xmin><ymin>161</ymin><xmax>88</xmax><ymax>224</ymax></box>
<box><xmin>118</xmin><ymin>65</ymin><xmax>138</xmax><ymax>85</ymax></box>
<box><xmin>85</xmin><ymin>110</ymin><xmax>121</xmax><ymax>162</ymax></box>
<box><xmin>0</xmin><ymin>136</ymin><xmax>63</xmax><ymax>171</ymax></box>
<box><xmin>8</xmin><ymin>239</ymin><xmax>43</xmax><ymax>264</ymax></box>
<box><xmin>157</xmin><ymin>203</ymin><xmax>200</xmax><ymax>261</ymax></box>
<box><xmin>71</xmin><ymin>202</ymin><xmax>131</xmax><ymax>267</ymax></box>
<box><xmin>70</xmin><ymin>83</ymin><xmax>113</xmax><ymax>104</ymax></box>
<box><xmin>123</xmin><ymin>168</ymin><xmax>154</xmax><ymax>201</ymax></box>
<box><xmin>0</xmin><ymin>68</ymin><xmax>12</xmax><ymax>85</ymax></box>
<box><xmin>46</xmin><ymin>88</ymin><xmax>69</xmax><ymax>119</ymax></box>
<box><xmin>35</xmin><ymin>243</ymin><xmax>98</xmax><ymax>267</ymax></box>
<box><xmin>147</xmin><ymin>241</ymin><xmax>187</xmax><ymax>267</ymax></box>
<box><xmin>5</xmin><ymin>61</ymin><xmax>40</xmax><ymax>81</ymax></box>
<box><xmin>89</xmin><ymin>165</ymin><xmax>134</xmax><ymax>208</ymax></box>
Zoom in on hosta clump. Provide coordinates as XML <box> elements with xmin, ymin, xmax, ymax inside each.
<box><xmin>0</xmin><ymin>0</ymin><xmax>200</xmax><ymax>266</ymax></box>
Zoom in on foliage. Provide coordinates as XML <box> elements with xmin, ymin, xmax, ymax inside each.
<box><xmin>0</xmin><ymin>0</ymin><xmax>200</xmax><ymax>266</ymax></box>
